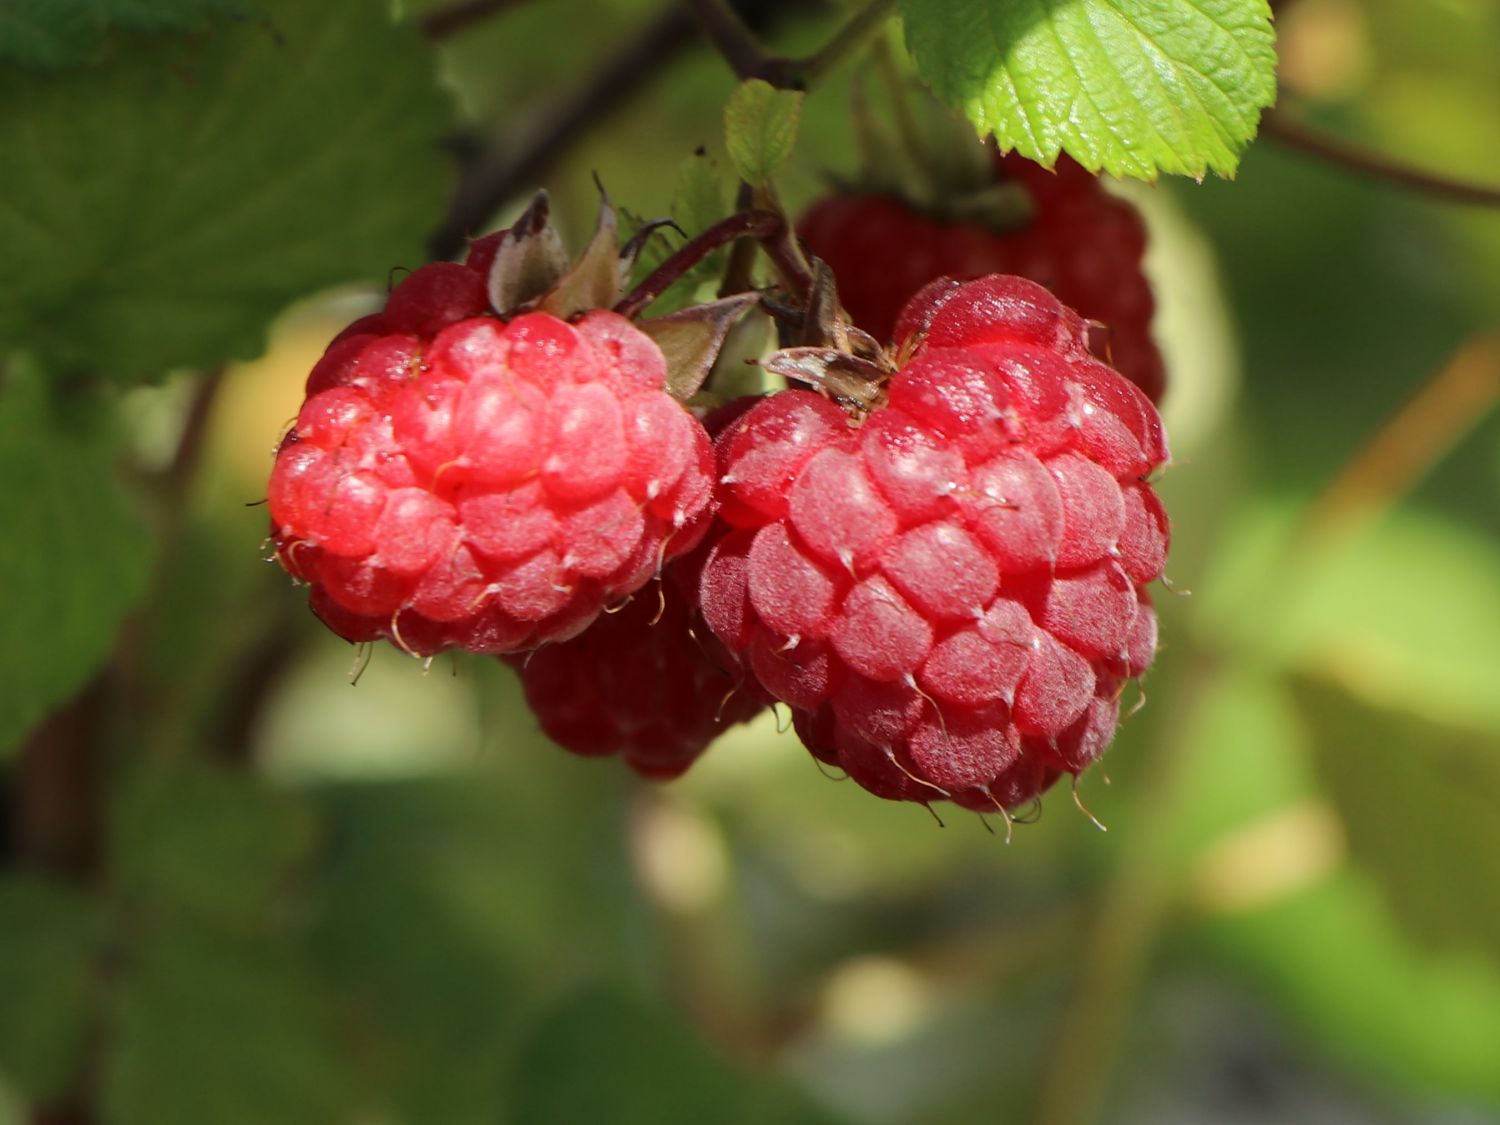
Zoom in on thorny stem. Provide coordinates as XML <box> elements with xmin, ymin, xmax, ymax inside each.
<box><xmin>686</xmin><ymin>0</ymin><xmax>898</xmax><ymax>88</ymax></box>
<box><xmin>614</xmin><ymin>208</ymin><xmax>809</xmax><ymax>319</ymax></box>
<box><xmin>1264</xmin><ymin>108</ymin><xmax>1500</xmax><ymax>208</ymax></box>
<box><xmin>419</xmin><ymin>0</ymin><xmax>530</xmax><ymax>40</ymax></box>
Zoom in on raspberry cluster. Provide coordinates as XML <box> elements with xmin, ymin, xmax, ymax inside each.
<box><xmin>798</xmin><ymin>154</ymin><xmax>1166</xmax><ymax>403</ymax></box>
<box><xmin>269</xmin><ymin>251</ymin><xmax>715</xmax><ymax>658</ymax></box>
<box><xmin>268</xmin><ymin>213</ymin><xmax>1169</xmax><ymax>808</ymax></box>
<box><xmin>697</xmin><ymin>275</ymin><xmax>1168</xmax><ymax>811</ymax></box>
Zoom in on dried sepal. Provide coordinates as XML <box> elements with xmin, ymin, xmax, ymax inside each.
<box><xmin>637</xmin><ymin>292</ymin><xmax>761</xmax><ymax>401</ymax></box>
<box><xmin>538</xmin><ymin>189</ymin><xmax>627</xmax><ymax>319</ymax></box>
<box><xmin>486</xmin><ymin>191</ymin><xmax>570</xmax><ymax>314</ymax></box>
<box><xmin>761</xmin><ymin>346</ymin><xmax>889</xmax><ymax>411</ymax></box>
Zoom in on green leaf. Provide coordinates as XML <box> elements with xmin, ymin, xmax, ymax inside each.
<box><xmin>511</xmin><ymin>984</ymin><xmax>847</xmax><ymax>1125</ymax></box>
<box><xmin>623</xmin><ymin>154</ymin><xmax>733</xmax><ymax>316</ymax></box>
<box><xmin>672</xmin><ymin>151</ymin><xmax>730</xmax><ymax>238</ymax></box>
<box><xmin>1292</xmin><ymin>674</ymin><xmax>1500</xmax><ymax>964</ymax></box>
<box><xmin>1201</xmin><ymin>506</ymin><xmax>1500</xmax><ymax>735</ymax></box>
<box><xmin>111</xmin><ymin>760</ymin><xmax>318</xmax><ymax>930</ymax></box>
<box><xmin>0</xmin><ymin>876</ymin><xmax>105</xmax><ymax>1099</ymax></box>
<box><xmin>0</xmin><ymin>0</ymin><xmax>450</xmax><ymax>382</ymax></box>
<box><xmin>900</xmin><ymin>0</ymin><xmax>1278</xmax><ymax>180</ymax></box>
<box><xmin>0</xmin><ymin>0</ymin><xmax>97</xmax><ymax>67</ymax></box>
<box><xmin>0</xmin><ymin>360</ymin><xmax>152</xmax><ymax>757</ymax></box>
<box><xmin>103</xmin><ymin>924</ymin><xmax>352</xmax><ymax>1125</ymax></box>
<box><xmin>1197</xmin><ymin>873</ymin><xmax>1500</xmax><ymax>1105</ymax></box>
<box><xmin>724</xmin><ymin>79</ymin><xmax>804</xmax><ymax>187</ymax></box>
<box><xmin>0</xmin><ymin>0</ymin><xmax>258</xmax><ymax>69</ymax></box>
<box><xmin>308</xmin><ymin>781</ymin><xmax>521</xmax><ymax>1124</ymax></box>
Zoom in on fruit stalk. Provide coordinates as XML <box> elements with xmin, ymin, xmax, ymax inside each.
<box><xmin>614</xmin><ymin>208</ymin><xmax>809</xmax><ymax>319</ymax></box>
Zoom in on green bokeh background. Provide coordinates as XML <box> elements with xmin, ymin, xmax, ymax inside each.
<box><xmin>3</xmin><ymin>1</ymin><xmax>1500</xmax><ymax>1123</ymax></box>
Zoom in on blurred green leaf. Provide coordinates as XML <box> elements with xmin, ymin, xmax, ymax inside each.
<box><xmin>0</xmin><ymin>1077</ymin><xmax>21</xmax><ymax>1125</ymax></box>
<box><xmin>1160</xmin><ymin>668</ymin><xmax>1318</xmax><ymax>868</ymax></box>
<box><xmin>1170</xmin><ymin>146</ymin><xmax>1474</xmax><ymax>492</ymax></box>
<box><xmin>0</xmin><ymin>360</ymin><xmax>152</xmax><ymax>757</ymax></box>
<box><xmin>725</xmin><ymin>79</ymin><xmax>804</xmax><ymax>188</ymax></box>
<box><xmin>899</xmin><ymin>0</ymin><xmax>1276</xmax><ymax>180</ymax></box>
<box><xmin>308</xmin><ymin>780</ymin><xmax>523</xmax><ymax>1124</ymax></box>
<box><xmin>1202</xmin><ymin>506</ymin><xmax>1500</xmax><ymax>734</ymax></box>
<box><xmin>111</xmin><ymin>760</ymin><xmax>317</xmax><ymax>929</ymax></box>
<box><xmin>0</xmin><ymin>0</ymin><xmax>257</xmax><ymax>69</ymax></box>
<box><xmin>624</xmin><ymin>154</ymin><xmax>734</xmax><ymax>317</ymax></box>
<box><xmin>672</xmin><ymin>150</ymin><xmax>731</xmax><ymax>238</ymax></box>
<box><xmin>103</xmin><ymin>924</ymin><xmax>352</xmax><ymax>1125</ymax></box>
<box><xmin>0</xmin><ymin>0</ymin><xmax>450</xmax><ymax>382</ymax></box>
<box><xmin>0</xmin><ymin>876</ymin><xmax>104</xmax><ymax>1100</ymax></box>
<box><xmin>0</xmin><ymin>0</ymin><xmax>96</xmax><ymax>67</ymax></box>
<box><xmin>510</xmin><ymin>983</ymin><xmax>846</xmax><ymax>1125</ymax></box>
<box><xmin>1292</xmin><ymin>674</ymin><xmax>1500</xmax><ymax>963</ymax></box>
<box><xmin>1196</xmin><ymin>873</ymin><xmax>1500</xmax><ymax>1107</ymax></box>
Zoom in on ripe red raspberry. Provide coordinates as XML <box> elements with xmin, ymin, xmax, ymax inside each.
<box><xmin>797</xmin><ymin>154</ymin><xmax>1165</xmax><ymax>403</ymax></box>
<box><xmin>699</xmin><ymin>275</ymin><xmax>1169</xmax><ymax>814</ymax></box>
<box><xmin>268</xmin><ymin>255</ymin><xmax>716</xmax><ymax>657</ymax></box>
<box><xmin>504</xmin><ymin>561</ymin><xmax>763</xmax><ymax>779</ymax></box>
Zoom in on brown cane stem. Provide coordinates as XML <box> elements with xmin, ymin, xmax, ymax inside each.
<box><xmin>1264</xmin><ymin>109</ymin><xmax>1500</xmax><ymax>208</ymax></box>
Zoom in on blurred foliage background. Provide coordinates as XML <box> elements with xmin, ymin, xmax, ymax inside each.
<box><xmin>2</xmin><ymin>0</ymin><xmax>1500</xmax><ymax>1123</ymax></box>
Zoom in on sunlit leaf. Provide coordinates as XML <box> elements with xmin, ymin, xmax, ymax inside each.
<box><xmin>725</xmin><ymin>79</ymin><xmax>804</xmax><ymax>187</ymax></box>
<box><xmin>900</xmin><ymin>0</ymin><xmax>1277</xmax><ymax>179</ymax></box>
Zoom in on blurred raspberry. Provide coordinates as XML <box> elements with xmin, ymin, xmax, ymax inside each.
<box><xmin>505</xmin><ymin>566</ymin><xmax>762</xmax><ymax>779</ymax></box>
<box><xmin>798</xmin><ymin>154</ymin><xmax>1165</xmax><ymax>403</ymax></box>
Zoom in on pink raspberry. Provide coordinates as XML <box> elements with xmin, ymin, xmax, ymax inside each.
<box><xmin>504</xmin><ymin>559</ymin><xmax>763</xmax><ymax>779</ymax></box>
<box><xmin>268</xmin><ymin>257</ymin><xmax>716</xmax><ymax>657</ymax></box>
<box><xmin>699</xmin><ymin>275</ymin><xmax>1169</xmax><ymax>814</ymax></box>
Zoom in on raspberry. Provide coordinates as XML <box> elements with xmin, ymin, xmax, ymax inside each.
<box><xmin>699</xmin><ymin>275</ymin><xmax>1169</xmax><ymax>814</ymax></box>
<box><xmin>504</xmin><ymin>562</ymin><xmax>763</xmax><ymax>779</ymax></box>
<box><xmin>269</xmin><ymin>256</ymin><xmax>716</xmax><ymax>657</ymax></box>
<box><xmin>797</xmin><ymin>154</ymin><xmax>1165</xmax><ymax>403</ymax></box>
